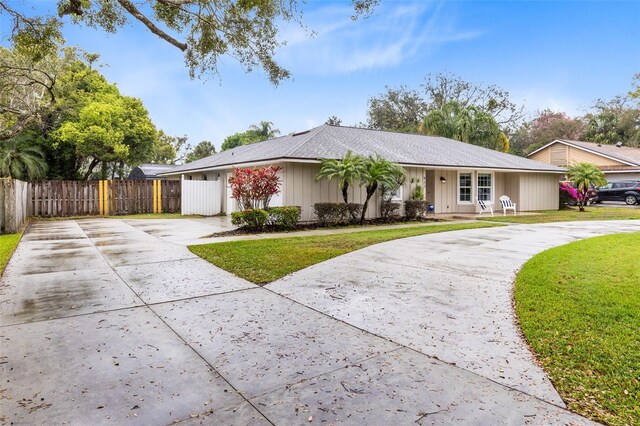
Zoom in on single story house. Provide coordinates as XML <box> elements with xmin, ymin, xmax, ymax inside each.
<box><xmin>128</xmin><ymin>164</ymin><xmax>176</xmax><ymax>180</ymax></box>
<box><xmin>160</xmin><ymin>125</ymin><xmax>564</xmax><ymax>220</ymax></box>
<box><xmin>528</xmin><ymin>139</ymin><xmax>640</xmax><ymax>181</ymax></box>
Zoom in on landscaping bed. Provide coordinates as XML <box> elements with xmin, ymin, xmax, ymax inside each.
<box><xmin>189</xmin><ymin>221</ymin><xmax>501</xmax><ymax>284</ymax></box>
<box><xmin>514</xmin><ymin>232</ymin><xmax>640</xmax><ymax>425</ymax></box>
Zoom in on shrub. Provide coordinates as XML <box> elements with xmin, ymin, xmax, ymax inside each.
<box><xmin>267</xmin><ymin>206</ymin><xmax>301</xmax><ymax>229</ymax></box>
<box><xmin>381</xmin><ymin>199</ymin><xmax>401</xmax><ymax>219</ymax></box>
<box><xmin>313</xmin><ymin>202</ymin><xmax>362</xmax><ymax>226</ymax></box>
<box><xmin>231</xmin><ymin>209</ymin><xmax>269</xmax><ymax>230</ymax></box>
<box><xmin>228</xmin><ymin>166</ymin><xmax>282</xmax><ymax>210</ymax></box>
<box><xmin>559</xmin><ymin>181</ymin><xmax>581</xmax><ymax>209</ymax></box>
<box><xmin>404</xmin><ymin>200</ymin><xmax>429</xmax><ymax>219</ymax></box>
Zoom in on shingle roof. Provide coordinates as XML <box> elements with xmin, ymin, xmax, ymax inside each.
<box><xmin>162</xmin><ymin>125</ymin><xmax>565</xmax><ymax>174</ymax></box>
<box><xmin>137</xmin><ymin>164</ymin><xmax>177</xmax><ymax>176</ymax></box>
<box><xmin>555</xmin><ymin>139</ymin><xmax>640</xmax><ymax>166</ymax></box>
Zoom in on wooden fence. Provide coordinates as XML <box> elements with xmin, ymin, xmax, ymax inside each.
<box><xmin>0</xmin><ymin>178</ymin><xmax>29</xmax><ymax>234</ymax></box>
<box><xmin>27</xmin><ymin>180</ymin><xmax>181</xmax><ymax>218</ymax></box>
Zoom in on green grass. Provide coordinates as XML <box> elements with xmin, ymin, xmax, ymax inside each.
<box><xmin>479</xmin><ymin>207</ymin><xmax>640</xmax><ymax>224</ymax></box>
<box><xmin>189</xmin><ymin>222</ymin><xmax>501</xmax><ymax>284</ymax></box>
<box><xmin>0</xmin><ymin>233</ymin><xmax>22</xmax><ymax>275</ymax></box>
<box><xmin>514</xmin><ymin>232</ymin><xmax>640</xmax><ymax>425</ymax></box>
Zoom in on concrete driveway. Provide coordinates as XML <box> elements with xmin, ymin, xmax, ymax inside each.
<box><xmin>1</xmin><ymin>219</ymin><xmax>638</xmax><ymax>424</ymax></box>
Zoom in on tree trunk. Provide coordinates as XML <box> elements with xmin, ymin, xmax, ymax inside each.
<box><xmin>341</xmin><ymin>182</ymin><xmax>349</xmax><ymax>204</ymax></box>
<box><xmin>360</xmin><ymin>183</ymin><xmax>377</xmax><ymax>224</ymax></box>
<box><xmin>82</xmin><ymin>158</ymin><xmax>100</xmax><ymax>180</ymax></box>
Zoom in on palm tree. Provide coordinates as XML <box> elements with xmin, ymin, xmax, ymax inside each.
<box><xmin>315</xmin><ymin>150</ymin><xmax>364</xmax><ymax>204</ymax></box>
<box><xmin>0</xmin><ymin>143</ymin><xmax>48</xmax><ymax>180</ymax></box>
<box><xmin>566</xmin><ymin>162</ymin><xmax>607</xmax><ymax>211</ymax></box>
<box><xmin>249</xmin><ymin>121</ymin><xmax>280</xmax><ymax>140</ymax></box>
<box><xmin>419</xmin><ymin>101</ymin><xmax>502</xmax><ymax>150</ymax></box>
<box><xmin>358</xmin><ymin>155</ymin><xmax>405</xmax><ymax>224</ymax></box>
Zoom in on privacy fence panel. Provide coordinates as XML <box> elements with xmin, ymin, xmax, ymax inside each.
<box><xmin>26</xmin><ymin>180</ymin><xmax>181</xmax><ymax>218</ymax></box>
<box><xmin>0</xmin><ymin>178</ymin><xmax>29</xmax><ymax>234</ymax></box>
<box><xmin>181</xmin><ymin>179</ymin><xmax>221</xmax><ymax>215</ymax></box>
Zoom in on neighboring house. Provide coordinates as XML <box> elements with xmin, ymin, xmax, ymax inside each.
<box><xmin>528</xmin><ymin>139</ymin><xmax>640</xmax><ymax>181</ymax></box>
<box><xmin>128</xmin><ymin>164</ymin><xmax>176</xmax><ymax>180</ymax></box>
<box><xmin>160</xmin><ymin>125</ymin><xmax>564</xmax><ymax>220</ymax></box>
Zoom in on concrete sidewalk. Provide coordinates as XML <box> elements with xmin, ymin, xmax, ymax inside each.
<box><xmin>2</xmin><ymin>218</ymin><xmax>634</xmax><ymax>424</ymax></box>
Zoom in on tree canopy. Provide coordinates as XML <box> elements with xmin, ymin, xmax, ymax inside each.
<box><xmin>185</xmin><ymin>140</ymin><xmax>216</xmax><ymax>163</ymax></box>
<box><xmin>0</xmin><ymin>0</ymin><xmax>379</xmax><ymax>84</ymax></box>
<box><xmin>220</xmin><ymin>121</ymin><xmax>279</xmax><ymax>151</ymax></box>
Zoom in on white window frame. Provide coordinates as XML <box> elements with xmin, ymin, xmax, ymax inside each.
<box><xmin>476</xmin><ymin>171</ymin><xmax>494</xmax><ymax>204</ymax></box>
<box><xmin>391</xmin><ymin>185</ymin><xmax>403</xmax><ymax>201</ymax></box>
<box><xmin>457</xmin><ymin>171</ymin><xmax>473</xmax><ymax>204</ymax></box>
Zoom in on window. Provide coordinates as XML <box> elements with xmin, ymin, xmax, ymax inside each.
<box><xmin>477</xmin><ymin>173</ymin><xmax>493</xmax><ymax>202</ymax></box>
<box><xmin>203</xmin><ymin>175</ymin><xmax>208</xmax><ymax>181</ymax></box>
<box><xmin>382</xmin><ymin>185</ymin><xmax>403</xmax><ymax>201</ymax></box>
<box><xmin>458</xmin><ymin>172</ymin><xmax>472</xmax><ymax>203</ymax></box>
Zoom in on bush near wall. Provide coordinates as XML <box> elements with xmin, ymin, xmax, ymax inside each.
<box><xmin>313</xmin><ymin>202</ymin><xmax>363</xmax><ymax>226</ymax></box>
<box><xmin>232</xmin><ymin>206</ymin><xmax>301</xmax><ymax>231</ymax></box>
<box><xmin>404</xmin><ymin>200</ymin><xmax>429</xmax><ymax>219</ymax></box>
<box><xmin>267</xmin><ymin>206</ymin><xmax>301</xmax><ymax>229</ymax></box>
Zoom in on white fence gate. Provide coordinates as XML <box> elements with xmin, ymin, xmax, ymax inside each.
<box><xmin>181</xmin><ymin>179</ymin><xmax>221</xmax><ymax>215</ymax></box>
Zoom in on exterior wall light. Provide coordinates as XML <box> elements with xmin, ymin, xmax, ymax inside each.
<box><xmin>440</xmin><ymin>176</ymin><xmax>446</xmax><ymax>184</ymax></box>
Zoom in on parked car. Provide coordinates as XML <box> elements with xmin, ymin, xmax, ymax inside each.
<box><xmin>593</xmin><ymin>180</ymin><xmax>640</xmax><ymax>205</ymax></box>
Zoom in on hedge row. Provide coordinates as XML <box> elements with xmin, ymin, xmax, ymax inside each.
<box><xmin>231</xmin><ymin>206</ymin><xmax>301</xmax><ymax>230</ymax></box>
<box><xmin>313</xmin><ymin>202</ymin><xmax>363</xmax><ymax>226</ymax></box>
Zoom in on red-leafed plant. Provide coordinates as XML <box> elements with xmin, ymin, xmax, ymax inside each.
<box><xmin>228</xmin><ymin>165</ymin><xmax>282</xmax><ymax>210</ymax></box>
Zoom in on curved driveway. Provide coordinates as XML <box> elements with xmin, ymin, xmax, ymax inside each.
<box><xmin>1</xmin><ymin>218</ymin><xmax>638</xmax><ymax>424</ymax></box>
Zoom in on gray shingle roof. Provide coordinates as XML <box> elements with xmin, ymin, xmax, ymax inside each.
<box><xmin>162</xmin><ymin>125</ymin><xmax>565</xmax><ymax>174</ymax></box>
<box><xmin>137</xmin><ymin>164</ymin><xmax>177</xmax><ymax>176</ymax></box>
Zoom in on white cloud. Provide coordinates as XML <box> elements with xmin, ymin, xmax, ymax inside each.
<box><xmin>276</xmin><ymin>1</ymin><xmax>483</xmax><ymax>75</ymax></box>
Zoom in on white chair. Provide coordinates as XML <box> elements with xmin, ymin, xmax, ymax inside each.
<box><xmin>499</xmin><ymin>195</ymin><xmax>517</xmax><ymax>215</ymax></box>
<box><xmin>477</xmin><ymin>198</ymin><xmax>494</xmax><ymax>217</ymax></box>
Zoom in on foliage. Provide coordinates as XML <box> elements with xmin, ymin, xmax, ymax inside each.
<box><xmin>380</xmin><ymin>200</ymin><xmax>401</xmax><ymax>219</ymax></box>
<box><xmin>358</xmin><ymin>155</ymin><xmax>405</xmax><ymax>223</ymax></box>
<box><xmin>228</xmin><ymin>165</ymin><xmax>282</xmax><ymax>210</ymax></box>
<box><xmin>248</xmin><ymin>121</ymin><xmax>280</xmax><ymax>139</ymax></box>
<box><xmin>52</xmin><ymin>92</ymin><xmax>158</xmax><ymax>179</ymax></box>
<box><xmin>419</xmin><ymin>101</ymin><xmax>504</xmax><ymax>150</ymax></box>
<box><xmin>152</xmin><ymin>131</ymin><xmax>190</xmax><ymax>164</ymax></box>
<box><xmin>510</xmin><ymin>110</ymin><xmax>585</xmax><ymax>155</ymax></box>
<box><xmin>325</xmin><ymin>116</ymin><xmax>342</xmax><ymax>126</ymax></box>
<box><xmin>0</xmin><ymin>233</ymin><xmax>22</xmax><ymax>275</ymax></box>
<box><xmin>267</xmin><ymin>206</ymin><xmax>301</xmax><ymax>229</ymax></box>
<box><xmin>315</xmin><ymin>150</ymin><xmax>365</xmax><ymax>203</ymax></box>
<box><xmin>408</xmin><ymin>178</ymin><xmax>424</xmax><ymax>201</ymax></box>
<box><xmin>189</xmin><ymin>222</ymin><xmax>501</xmax><ymax>284</ymax></box>
<box><xmin>220</xmin><ymin>121</ymin><xmax>279</xmax><ymax>151</ymax></box>
<box><xmin>477</xmin><ymin>207</ymin><xmax>640</xmax><ymax>224</ymax></box>
<box><xmin>0</xmin><ymin>0</ymin><xmax>379</xmax><ymax>84</ymax></box>
<box><xmin>185</xmin><ymin>140</ymin><xmax>216</xmax><ymax>163</ymax></box>
<box><xmin>0</xmin><ymin>142</ymin><xmax>48</xmax><ymax>180</ymax></box>
<box><xmin>559</xmin><ymin>181</ymin><xmax>582</xmax><ymax>209</ymax></box>
<box><xmin>365</xmin><ymin>85</ymin><xmax>429</xmax><ymax>133</ymax></box>
<box><xmin>566</xmin><ymin>162</ymin><xmax>607</xmax><ymax>211</ymax></box>
<box><xmin>582</xmin><ymin>95</ymin><xmax>640</xmax><ymax>148</ymax></box>
<box><xmin>312</xmin><ymin>202</ymin><xmax>362</xmax><ymax>226</ymax></box>
<box><xmin>422</xmin><ymin>72</ymin><xmax>524</xmax><ymax>131</ymax></box>
<box><xmin>404</xmin><ymin>200</ymin><xmax>429</xmax><ymax>219</ymax></box>
<box><xmin>514</xmin><ymin>233</ymin><xmax>640</xmax><ymax>425</ymax></box>
<box><xmin>231</xmin><ymin>209</ymin><xmax>269</xmax><ymax>231</ymax></box>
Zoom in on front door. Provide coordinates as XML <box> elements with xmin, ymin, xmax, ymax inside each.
<box><xmin>226</xmin><ymin>172</ymin><xmax>237</xmax><ymax>213</ymax></box>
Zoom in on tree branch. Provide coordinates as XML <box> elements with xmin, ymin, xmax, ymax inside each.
<box><xmin>115</xmin><ymin>0</ymin><xmax>187</xmax><ymax>51</ymax></box>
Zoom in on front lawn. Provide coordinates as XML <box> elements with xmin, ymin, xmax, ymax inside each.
<box><xmin>0</xmin><ymin>233</ymin><xmax>22</xmax><ymax>275</ymax></box>
<box><xmin>479</xmin><ymin>207</ymin><xmax>640</xmax><ymax>224</ymax></box>
<box><xmin>515</xmin><ymin>232</ymin><xmax>640</xmax><ymax>425</ymax></box>
<box><xmin>189</xmin><ymin>222</ymin><xmax>500</xmax><ymax>284</ymax></box>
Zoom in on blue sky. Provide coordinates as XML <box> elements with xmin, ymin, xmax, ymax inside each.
<box><xmin>3</xmin><ymin>1</ymin><xmax>639</xmax><ymax>151</ymax></box>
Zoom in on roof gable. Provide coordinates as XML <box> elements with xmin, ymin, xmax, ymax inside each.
<box><xmin>528</xmin><ymin>139</ymin><xmax>640</xmax><ymax>166</ymax></box>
